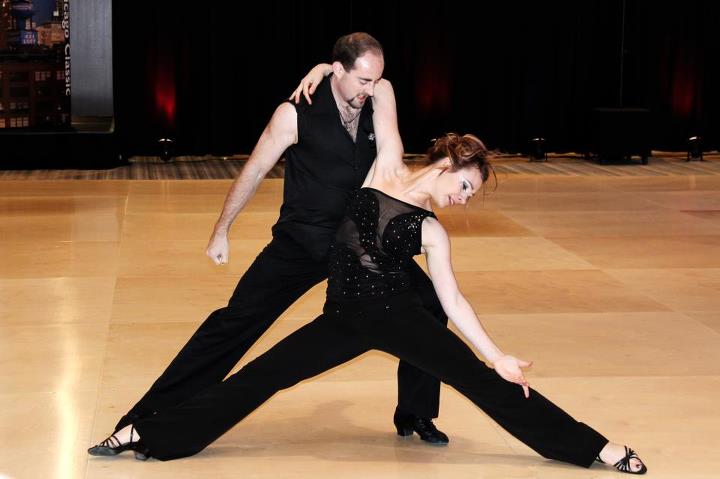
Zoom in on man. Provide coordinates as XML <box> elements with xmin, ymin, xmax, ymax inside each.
<box><xmin>115</xmin><ymin>32</ymin><xmax>449</xmax><ymax>444</ymax></box>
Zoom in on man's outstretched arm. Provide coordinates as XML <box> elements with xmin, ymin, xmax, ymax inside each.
<box><xmin>206</xmin><ymin>103</ymin><xmax>298</xmax><ymax>265</ymax></box>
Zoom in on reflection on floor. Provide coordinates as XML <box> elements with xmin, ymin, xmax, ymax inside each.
<box><xmin>2</xmin><ymin>171</ymin><xmax>720</xmax><ymax>478</ymax></box>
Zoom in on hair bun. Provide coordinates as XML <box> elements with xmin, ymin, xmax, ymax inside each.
<box><xmin>426</xmin><ymin>133</ymin><xmax>495</xmax><ymax>185</ymax></box>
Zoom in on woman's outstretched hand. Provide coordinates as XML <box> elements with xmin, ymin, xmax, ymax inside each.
<box><xmin>491</xmin><ymin>355</ymin><xmax>533</xmax><ymax>398</ymax></box>
<box><xmin>289</xmin><ymin>63</ymin><xmax>332</xmax><ymax>105</ymax></box>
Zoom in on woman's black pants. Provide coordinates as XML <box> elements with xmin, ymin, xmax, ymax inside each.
<box><xmin>117</xmin><ymin>234</ymin><xmax>445</xmax><ymax>431</ymax></box>
<box><xmin>135</xmin><ymin>291</ymin><xmax>608</xmax><ymax>466</ymax></box>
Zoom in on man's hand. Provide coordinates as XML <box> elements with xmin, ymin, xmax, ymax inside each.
<box><xmin>206</xmin><ymin>232</ymin><xmax>230</xmax><ymax>265</ymax></box>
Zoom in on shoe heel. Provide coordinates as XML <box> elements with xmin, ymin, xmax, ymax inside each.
<box><xmin>395</xmin><ymin>425</ymin><xmax>413</xmax><ymax>437</ymax></box>
<box><xmin>134</xmin><ymin>451</ymin><xmax>149</xmax><ymax>461</ymax></box>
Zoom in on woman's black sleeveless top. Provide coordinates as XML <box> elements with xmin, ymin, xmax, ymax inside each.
<box><xmin>327</xmin><ymin>187</ymin><xmax>436</xmax><ymax>302</ymax></box>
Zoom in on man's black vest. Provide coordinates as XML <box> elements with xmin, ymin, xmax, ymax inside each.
<box><xmin>273</xmin><ymin>76</ymin><xmax>376</xmax><ymax>260</ymax></box>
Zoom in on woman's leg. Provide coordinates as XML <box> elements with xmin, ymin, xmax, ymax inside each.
<box><xmin>135</xmin><ymin>309</ymin><xmax>370</xmax><ymax>461</ymax></box>
<box><xmin>368</xmin><ymin>295</ymin><xmax>608</xmax><ymax>468</ymax></box>
<box><xmin>118</xmin><ymin>237</ymin><xmax>328</xmax><ymax>431</ymax></box>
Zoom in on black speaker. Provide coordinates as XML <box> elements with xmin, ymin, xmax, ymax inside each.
<box><xmin>0</xmin><ymin>130</ymin><xmax>121</xmax><ymax>170</ymax></box>
<box><xmin>588</xmin><ymin>108</ymin><xmax>652</xmax><ymax>165</ymax></box>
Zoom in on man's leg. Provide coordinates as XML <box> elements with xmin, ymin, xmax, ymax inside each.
<box><xmin>373</xmin><ymin>295</ymin><xmax>608</xmax><ymax>468</ymax></box>
<box><xmin>392</xmin><ymin>261</ymin><xmax>448</xmax><ymax>440</ymax></box>
<box><xmin>116</xmin><ymin>236</ymin><xmax>327</xmax><ymax>431</ymax></box>
<box><xmin>135</xmin><ymin>309</ymin><xmax>369</xmax><ymax>461</ymax></box>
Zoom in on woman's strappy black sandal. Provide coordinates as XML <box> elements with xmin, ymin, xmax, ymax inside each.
<box><xmin>596</xmin><ymin>446</ymin><xmax>647</xmax><ymax>474</ymax></box>
<box><xmin>87</xmin><ymin>425</ymin><xmax>150</xmax><ymax>460</ymax></box>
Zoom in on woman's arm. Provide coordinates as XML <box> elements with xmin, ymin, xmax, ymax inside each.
<box><xmin>370</xmin><ymin>79</ymin><xmax>404</xmax><ymax>169</ymax></box>
<box><xmin>289</xmin><ymin>63</ymin><xmax>332</xmax><ymax>105</ymax></box>
<box><xmin>289</xmin><ymin>65</ymin><xmax>404</xmax><ymax>171</ymax></box>
<box><xmin>421</xmin><ymin>217</ymin><xmax>532</xmax><ymax>397</ymax></box>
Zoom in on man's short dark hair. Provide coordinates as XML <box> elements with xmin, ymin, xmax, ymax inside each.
<box><xmin>332</xmin><ymin>32</ymin><xmax>384</xmax><ymax>72</ymax></box>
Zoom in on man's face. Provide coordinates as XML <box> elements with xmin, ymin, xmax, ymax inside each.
<box><xmin>336</xmin><ymin>52</ymin><xmax>384</xmax><ymax>108</ymax></box>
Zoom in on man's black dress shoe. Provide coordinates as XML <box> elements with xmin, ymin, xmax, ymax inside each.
<box><xmin>393</xmin><ymin>411</ymin><xmax>449</xmax><ymax>445</ymax></box>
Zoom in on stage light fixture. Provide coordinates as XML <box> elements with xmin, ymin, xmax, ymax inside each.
<box><xmin>159</xmin><ymin>138</ymin><xmax>174</xmax><ymax>162</ymax></box>
<box><xmin>529</xmin><ymin>137</ymin><xmax>547</xmax><ymax>162</ymax></box>
<box><xmin>687</xmin><ymin>136</ymin><xmax>703</xmax><ymax>162</ymax></box>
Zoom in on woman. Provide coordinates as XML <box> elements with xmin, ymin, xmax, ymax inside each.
<box><xmin>89</xmin><ymin>75</ymin><xmax>646</xmax><ymax>474</ymax></box>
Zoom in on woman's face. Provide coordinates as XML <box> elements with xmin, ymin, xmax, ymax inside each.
<box><xmin>431</xmin><ymin>163</ymin><xmax>483</xmax><ymax>209</ymax></box>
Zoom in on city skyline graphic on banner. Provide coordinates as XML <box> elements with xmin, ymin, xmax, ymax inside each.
<box><xmin>1</xmin><ymin>0</ymin><xmax>71</xmax><ymax>130</ymax></box>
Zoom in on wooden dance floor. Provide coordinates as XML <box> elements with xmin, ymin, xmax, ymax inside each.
<box><xmin>2</xmin><ymin>167</ymin><xmax>720</xmax><ymax>478</ymax></box>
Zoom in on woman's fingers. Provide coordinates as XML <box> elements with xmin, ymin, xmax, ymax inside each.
<box><xmin>517</xmin><ymin>358</ymin><xmax>533</xmax><ymax>368</ymax></box>
<box><xmin>289</xmin><ymin>85</ymin><xmax>302</xmax><ymax>103</ymax></box>
<box><xmin>303</xmin><ymin>81</ymin><xmax>312</xmax><ymax>104</ymax></box>
<box><xmin>493</xmin><ymin>356</ymin><xmax>533</xmax><ymax>398</ymax></box>
<box><xmin>513</xmin><ymin>370</ymin><xmax>530</xmax><ymax>398</ymax></box>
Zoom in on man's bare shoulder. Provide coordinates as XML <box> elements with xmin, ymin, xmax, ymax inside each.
<box><xmin>275</xmin><ymin>101</ymin><xmax>298</xmax><ymax>118</ymax></box>
<box><xmin>268</xmin><ymin>102</ymin><xmax>298</xmax><ymax>131</ymax></box>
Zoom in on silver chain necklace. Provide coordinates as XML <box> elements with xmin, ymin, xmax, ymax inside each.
<box><xmin>339</xmin><ymin>109</ymin><xmax>361</xmax><ymax>128</ymax></box>
<box><xmin>339</xmin><ymin>107</ymin><xmax>361</xmax><ymax>140</ymax></box>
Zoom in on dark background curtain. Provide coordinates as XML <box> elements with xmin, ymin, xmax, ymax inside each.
<box><xmin>112</xmin><ymin>0</ymin><xmax>719</xmax><ymax>156</ymax></box>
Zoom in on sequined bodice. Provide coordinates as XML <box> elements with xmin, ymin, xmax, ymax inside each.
<box><xmin>327</xmin><ymin>188</ymin><xmax>436</xmax><ymax>301</ymax></box>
